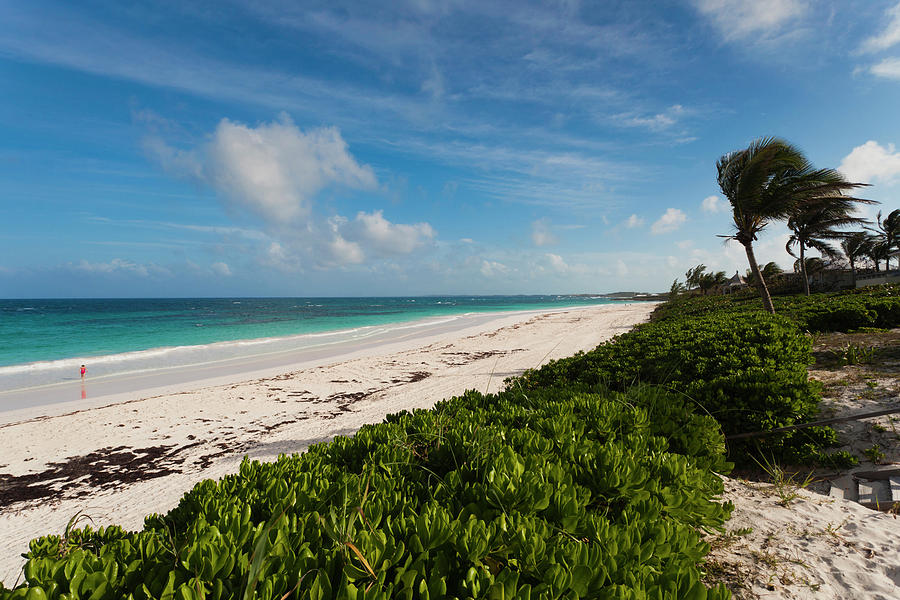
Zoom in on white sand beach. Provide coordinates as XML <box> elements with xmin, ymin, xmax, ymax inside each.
<box><xmin>0</xmin><ymin>302</ymin><xmax>653</xmax><ymax>585</ymax></box>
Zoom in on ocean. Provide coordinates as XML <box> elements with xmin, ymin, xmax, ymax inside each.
<box><xmin>0</xmin><ymin>296</ymin><xmax>616</xmax><ymax>396</ymax></box>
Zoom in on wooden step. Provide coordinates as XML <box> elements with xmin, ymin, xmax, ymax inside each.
<box><xmin>829</xmin><ymin>475</ymin><xmax>858</xmax><ymax>502</ymax></box>
<box><xmin>858</xmin><ymin>480</ymin><xmax>893</xmax><ymax>507</ymax></box>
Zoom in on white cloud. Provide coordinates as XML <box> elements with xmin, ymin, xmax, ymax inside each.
<box><xmin>147</xmin><ymin>115</ymin><xmax>436</xmax><ymax>269</ymax></box>
<box><xmin>651</xmin><ymin>208</ymin><xmax>687</xmax><ymax>234</ymax></box>
<box><xmin>546</xmin><ymin>253</ymin><xmax>568</xmax><ymax>272</ymax></box>
<box><xmin>344</xmin><ymin>210</ymin><xmax>435</xmax><ymax>256</ymax></box>
<box><xmin>869</xmin><ymin>57</ymin><xmax>900</xmax><ymax>79</ymax></box>
<box><xmin>625</xmin><ymin>214</ymin><xmax>645</xmax><ymax>228</ymax></box>
<box><xmin>211</xmin><ymin>261</ymin><xmax>232</xmax><ymax>276</ymax></box>
<box><xmin>692</xmin><ymin>0</ymin><xmax>807</xmax><ymax>40</ymax></box>
<box><xmin>615</xmin><ymin>259</ymin><xmax>628</xmax><ymax>276</ymax></box>
<box><xmin>204</xmin><ymin>115</ymin><xmax>376</xmax><ymax>223</ymax></box>
<box><xmin>263</xmin><ymin>242</ymin><xmax>303</xmax><ymax>272</ymax></box>
<box><xmin>701</xmin><ymin>195</ymin><xmax>726</xmax><ymax>213</ymax></box>
<box><xmin>73</xmin><ymin>258</ymin><xmax>167</xmax><ymax>277</ymax></box>
<box><xmin>859</xmin><ymin>2</ymin><xmax>900</xmax><ymax>53</ymax></box>
<box><xmin>142</xmin><ymin>136</ymin><xmax>203</xmax><ymax>180</ymax></box>
<box><xmin>531</xmin><ymin>218</ymin><xmax>557</xmax><ymax>247</ymax></box>
<box><xmin>613</xmin><ymin>105</ymin><xmax>686</xmax><ymax>131</ymax></box>
<box><xmin>148</xmin><ymin>115</ymin><xmax>376</xmax><ymax>224</ymax></box>
<box><xmin>323</xmin><ymin>216</ymin><xmax>365</xmax><ymax>266</ymax></box>
<box><xmin>480</xmin><ymin>260</ymin><xmax>509</xmax><ymax>278</ymax></box>
<box><xmin>839</xmin><ymin>140</ymin><xmax>900</xmax><ymax>185</ymax></box>
<box><xmin>676</xmin><ymin>240</ymin><xmax>694</xmax><ymax>250</ymax></box>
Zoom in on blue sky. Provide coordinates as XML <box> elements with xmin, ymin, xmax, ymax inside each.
<box><xmin>2</xmin><ymin>0</ymin><xmax>900</xmax><ymax>297</ymax></box>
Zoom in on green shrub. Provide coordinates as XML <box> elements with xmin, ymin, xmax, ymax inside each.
<box><xmin>1</xmin><ymin>388</ymin><xmax>732</xmax><ymax>600</ymax></box>
<box><xmin>510</xmin><ymin>312</ymin><xmax>847</xmax><ymax>465</ymax></box>
<box><xmin>515</xmin><ymin>313</ymin><xmax>817</xmax><ymax>434</ymax></box>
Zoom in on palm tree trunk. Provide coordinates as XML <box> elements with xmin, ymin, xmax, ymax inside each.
<box><xmin>799</xmin><ymin>242</ymin><xmax>810</xmax><ymax>296</ymax></box>
<box><xmin>850</xmin><ymin>259</ymin><xmax>857</xmax><ymax>287</ymax></box>
<box><xmin>743</xmin><ymin>241</ymin><xmax>775</xmax><ymax>314</ymax></box>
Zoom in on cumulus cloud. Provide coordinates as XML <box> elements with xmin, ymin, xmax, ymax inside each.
<box><xmin>211</xmin><ymin>261</ymin><xmax>232</xmax><ymax>276</ymax></box>
<box><xmin>869</xmin><ymin>57</ymin><xmax>900</xmax><ymax>80</ymax></box>
<box><xmin>206</xmin><ymin>116</ymin><xmax>376</xmax><ymax>223</ymax></box>
<box><xmin>546</xmin><ymin>253</ymin><xmax>568</xmax><ymax>272</ymax></box>
<box><xmin>692</xmin><ymin>0</ymin><xmax>807</xmax><ymax>40</ymax></box>
<box><xmin>146</xmin><ymin>114</ymin><xmax>435</xmax><ymax>268</ymax></box>
<box><xmin>625</xmin><ymin>214</ymin><xmax>645</xmax><ymax>228</ymax></box>
<box><xmin>859</xmin><ymin>2</ymin><xmax>900</xmax><ymax>53</ymax></box>
<box><xmin>343</xmin><ymin>210</ymin><xmax>435</xmax><ymax>256</ymax></box>
<box><xmin>839</xmin><ymin>140</ymin><xmax>900</xmax><ymax>185</ymax></box>
<box><xmin>531</xmin><ymin>218</ymin><xmax>557</xmax><ymax>247</ymax></box>
<box><xmin>651</xmin><ymin>208</ymin><xmax>687</xmax><ymax>234</ymax></box>
<box><xmin>701</xmin><ymin>195</ymin><xmax>726</xmax><ymax>213</ymax></box>
<box><xmin>480</xmin><ymin>260</ymin><xmax>509</xmax><ymax>278</ymax></box>
<box><xmin>147</xmin><ymin>115</ymin><xmax>376</xmax><ymax>224</ymax></box>
<box><xmin>262</xmin><ymin>242</ymin><xmax>303</xmax><ymax>272</ymax></box>
<box><xmin>323</xmin><ymin>216</ymin><xmax>364</xmax><ymax>266</ymax></box>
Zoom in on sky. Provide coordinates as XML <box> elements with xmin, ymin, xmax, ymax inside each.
<box><xmin>2</xmin><ymin>0</ymin><xmax>900</xmax><ymax>298</ymax></box>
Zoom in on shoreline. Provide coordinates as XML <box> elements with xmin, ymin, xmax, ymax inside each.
<box><xmin>0</xmin><ymin>302</ymin><xmax>655</xmax><ymax>584</ymax></box>
<box><xmin>0</xmin><ymin>297</ymin><xmax>623</xmax><ymax>377</ymax></box>
<box><xmin>0</xmin><ymin>304</ymin><xmax>616</xmax><ymax>421</ymax></box>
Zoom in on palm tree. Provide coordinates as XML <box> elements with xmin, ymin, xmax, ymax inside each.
<box><xmin>698</xmin><ymin>270</ymin><xmax>727</xmax><ymax>295</ymax></box>
<box><xmin>684</xmin><ymin>264</ymin><xmax>707</xmax><ymax>292</ymax></box>
<box><xmin>669</xmin><ymin>279</ymin><xmax>685</xmax><ymax>299</ymax></box>
<box><xmin>717</xmin><ymin>138</ymin><xmax>813</xmax><ymax>313</ymax></box>
<box><xmin>841</xmin><ymin>231</ymin><xmax>873</xmax><ymax>286</ymax></box>
<box><xmin>786</xmin><ymin>189</ymin><xmax>873</xmax><ymax>295</ymax></box>
<box><xmin>745</xmin><ymin>261</ymin><xmax>783</xmax><ymax>288</ymax></box>
<box><xmin>718</xmin><ymin>137</ymin><xmax>870</xmax><ymax>311</ymax></box>
<box><xmin>866</xmin><ymin>238</ymin><xmax>890</xmax><ymax>272</ymax></box>
<box><xmin>870</xmin><ymin>209</ymin><xmax>900</xmax><ymax>270</ymax></box>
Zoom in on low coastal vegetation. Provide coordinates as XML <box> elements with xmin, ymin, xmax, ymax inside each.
<box><xmin>3</xmin><ymin>386</ymin><xmax>733</xmax><ymax>600</ymax></box>
<box><xmin>4</xmin><ymin>284</ymin><xmax>897</xmax><ymax>600</ymax></box>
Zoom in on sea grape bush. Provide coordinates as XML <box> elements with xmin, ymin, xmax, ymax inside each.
<box><xmin>0</xmin><ymin>387</ymin><xmax>732</xmax><ymax>600</ymax></box>
<box><xmin>513</xmin><ymin>313</ymin><xmax>818</xmax><ymax>436</ymax></box>
<box><xmin>511</xmin><ymin>312</ymin><xmax>850</xmax><ymax>466</ymax></box>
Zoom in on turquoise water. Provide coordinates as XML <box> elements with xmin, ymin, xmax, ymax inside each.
<box><xmin>0</xmin><ymin>296</ymin><xmax>616</xmax><ymax>371</ymax></box>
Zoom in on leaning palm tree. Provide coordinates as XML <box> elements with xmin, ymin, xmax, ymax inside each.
<box><xmin>684</xmin><ymin>264</ymin><xmax>707</xmax><ymax>292</ymax></box>
<box><xmin>869</xmin><ymin>209</ymin><xmax>900</xmax><ymax>270</ymax></box>
<box><xmin>719</xmin><ymin>137</ymin><xmax>870</xmax><ymax>312</ymax></box>
<box><xmin>668</xmin><ymin>279</ymin><xmax>685</xmax><ymax>299</ymax></box>
<box><xmin>745</xmin><ymin>261</ymin><xmax>783</xmax><ymax>288</ymax></box>
<box><xmin>717</xmin><ymin>138</ymin><xmax>814</xmax><ymax>313</ymax></box>
<box><xmin>786</xmin><ymin>189</ymin><xmax>873</xmax><ymax>295</ymax></box>
<box><xmin>697</xmin><ymin>270</ymin><xmax>727</xmax><ymax>295</ymax></box>
<box><xmin>866</xmin><ymin>238</ymin><xmax>891</xmax><ymax>272</ymax></box>
<box><xmin>841</xmin><ymin>231</ymin><xmax>873</xmax><ymax>286</ymax></box>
